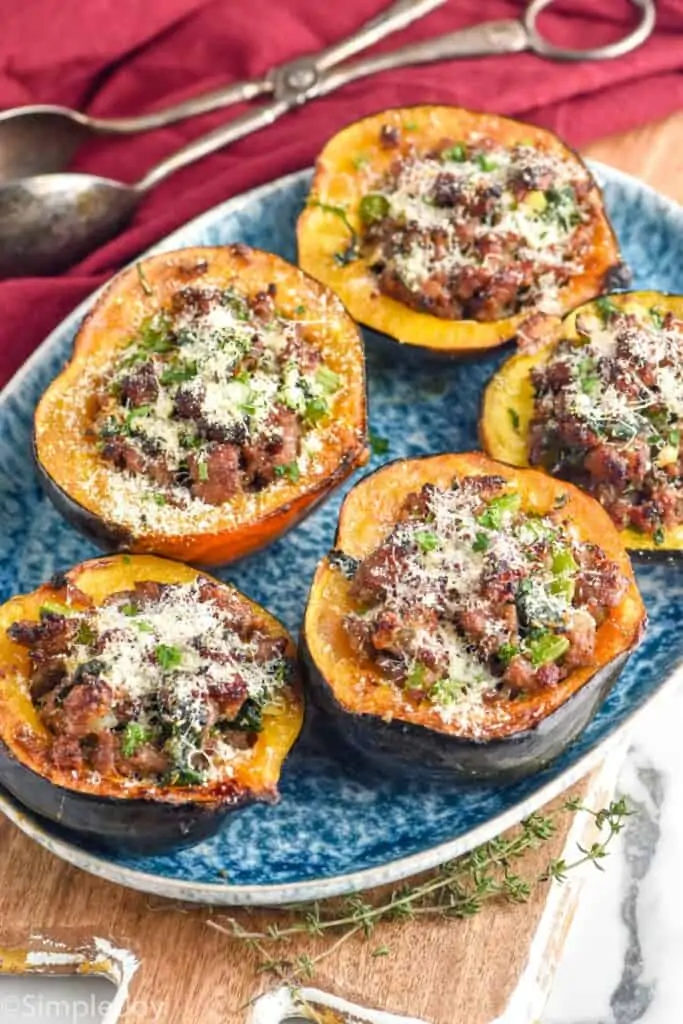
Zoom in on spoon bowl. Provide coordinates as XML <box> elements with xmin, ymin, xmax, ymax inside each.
<box><xmin>0</xmin><ymin>107</ymin><xmax>91</xmax><ymax>183</ymax></box>
<box><xmin>0</xmin><ymin>174</ymin><xmax>139</xmax><ymax>277</ymax></box>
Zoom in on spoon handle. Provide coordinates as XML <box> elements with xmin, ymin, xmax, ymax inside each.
<box><xmin>84</xmin><ymin>79</ymin><xmax>269</xmax><ymax>134</ymax></box>
<box><xmin>136</xmin><ymin>100</ymin><xmax>292</xmax><ymax>191</ymax></box>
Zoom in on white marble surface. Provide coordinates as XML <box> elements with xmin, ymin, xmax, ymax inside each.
<box><xmin>544</xmin><ymin>674</ymin><xmax>683</xmax><ymax>1024</ymax></box>
<box><xmin>1</xmin><ymin>677</ymin><xmax>682</xmax><ymax>1023</ymax></box>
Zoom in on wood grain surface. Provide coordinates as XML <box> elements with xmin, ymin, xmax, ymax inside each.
<box><xmin>0</xmin><ymin>112</ymin><xmax>681</xmax><ymax>1024</ymax></box>
<box><xmin>0</xmin><ymin>764</ymin><xmax>619</xmax><ymax>1024</ymax></box>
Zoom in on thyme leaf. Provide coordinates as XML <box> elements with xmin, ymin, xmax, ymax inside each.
<box><xmin>207</xmin><ymin>796</ymin><xmax>632</xmax><ymax>985</ymax></box>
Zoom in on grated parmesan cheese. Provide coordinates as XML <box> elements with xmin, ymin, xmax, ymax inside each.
<box><xmin>57</xmin><ymin>580</ymin><xmax>290</xmax><ymax>783</ymax></box>
<box><xmin>77</xmin><ymin>283</ymin><xmax>351</xmax><ymax>534</ymax></box>
<box><xmin>366</xmin><ymin>140</ymin><xmax>591</xmax><ymax>310</ymax></box>
<box><xmin>346</xmin><ymin>481</ymin><xmax>582</xmax><ymax>729</ymax></box>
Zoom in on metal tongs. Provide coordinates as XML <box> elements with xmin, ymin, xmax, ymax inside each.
<box><xmin>0</xmin><ymin>0</ymin><xmax>656</xmax><ymax>277</ymax></box>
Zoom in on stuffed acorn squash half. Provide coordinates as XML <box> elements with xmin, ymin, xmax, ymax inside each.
<box><xmin>482</xmin><ymin>292</ymin><xmax>683</xmax><ymax>553</ymax></box>
<box><xmin>297</xmin><ymin>106</ymin><xmax>626</xmax><ymax>357</ymax></box>
<box><xmin>0</xmin><ymin>555</ymin><xmax>303</xmax><ymax>851</ymax></box>
<box><xmin>34</xmin><ymin>245</ymin><xmax>368</xmax><ymax>566</ymax></box>
<box><xmin>302</xmin><ymin>454</ymin><xmax>645</xmax><ymax>779</ymax></box>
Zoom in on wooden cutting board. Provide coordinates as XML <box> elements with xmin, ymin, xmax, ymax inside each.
<box><xmin>0</xmin><ymin>113</ymin><xmax>680</xmax><ymax>1024</ymax></box>
<box><xmin>0</xmin><ymin>758</ymin><xmax>622</xmax><ymax>1024</ymax></box>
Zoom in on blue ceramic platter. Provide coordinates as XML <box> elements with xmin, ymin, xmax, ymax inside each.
<box><xmin>1</xmin><ymin>165</ymin><xmax>683</xmax><ymax>906</ymax></box>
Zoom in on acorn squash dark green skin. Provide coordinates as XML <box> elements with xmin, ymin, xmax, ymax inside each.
<box><xmin>0</xmin><ymin>742</ymin><xmax>243</xmax><ymax>853</ymax></box>
<box><xmin>33</xmin><ymin>442</ymin><xmax>135</xmax><ymax>554</ymax></box>
<box><xmin>32</xmin><ymin>439</ymin><xmax>366</xmax><ymax>563</ymax></box>
<box><xmin>300</xmin><ymin>453</ymin><xmax>646</xmax><ymax>781</ymax></box>
<box><xmin>301</xmin><ymin>639</ymin><xmax>632</xmax><ymax>781</ymax></box>
<box><xmin>0</xmin><ymin>555</ymin><xmax>304</xmax><ymax>853</ymax></box>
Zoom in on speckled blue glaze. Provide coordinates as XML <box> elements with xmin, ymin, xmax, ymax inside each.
<box><xmin>1</xmin><ymin>165</ymin><xmax>683</xmax><ymax>906</ymax></box>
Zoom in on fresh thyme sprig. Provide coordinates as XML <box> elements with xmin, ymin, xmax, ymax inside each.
<box><xmin>207</xmin><ymin>796</ymin><xmax>631</xmax><ymax>984</ymax></box>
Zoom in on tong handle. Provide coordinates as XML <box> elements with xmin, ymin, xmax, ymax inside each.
<box><xmin>84</xmin><ymin>0</ymin><xmax>445</xmax><ymax>134</ymax></box>
<box><xmin>317</xmin><ymin>18</ymin><xmax>529</xmax><ymax>95</ymax></box>
<box><xmin>314</xmin><ymin>0</ymin><xmax>447</xmax><ymax>72</ymax></box>
<box><xmin>137</xmin><ymin>99</ymin><xmax>291</xmax><ymax>191</ymax></box>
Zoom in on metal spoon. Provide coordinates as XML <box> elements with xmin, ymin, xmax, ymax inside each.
<box><xmin>0</xmin><ymin>0</ymin><xmax>444</xmax><ymax>183</ymax></box>
<box><xmin>0</xmin><ymin>100</ymin><xmax>293</xmax><ymax>277</ymax></box>
<box><xmin>0</xmin><ymin>0</ymin><xmax>655</xmax><ymax>278</ymax></box>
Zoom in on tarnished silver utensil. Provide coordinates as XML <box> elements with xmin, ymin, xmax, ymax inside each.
<box><xmin>0</xmin><ymin>0</ymin><xmax>655</xmax><ymax>278</ymax></box>
<box><xmin>0</xmin><ymin>0</ymin><xmax>444</xmax><ymax>182</ymax></box>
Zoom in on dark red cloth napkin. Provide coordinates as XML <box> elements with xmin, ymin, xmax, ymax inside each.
<box><xmin>2</xmin><ymin>0</ymin><xmax>682</xmax><ymax>386</ymax></box>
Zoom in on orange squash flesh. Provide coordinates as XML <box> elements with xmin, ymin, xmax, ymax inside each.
<box><xmin>34</xmin><ymin>245</ymin><xmax>368</xmax><ymax>567</ymax></box>
<box><xmin>481</xmin><ymin>292</ymin><xmax>683</xmax><ymax>553</ymax></box>
<box><xmin>303</xmin><ymin>454</ymin><xmax>645</xmax><ymax>756</ymax></box>
<box><xmin>297</xmin><ymin>106</ymin><xmax>625</xmax><ymax>357</ymax></box>
<box><xmin>0</xmin><ymin>555</ymin><xmax>303</xmax><ymax>819</ymax></box>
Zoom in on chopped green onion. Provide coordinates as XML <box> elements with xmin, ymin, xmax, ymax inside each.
<box><xmin>294</xmin><ymin>304</ymin><xmax>307</xmax><ymax>315</ymax></box>
<box><xmin>508</xmin><ymin>407</ymin><xmax>520</xmax><ymax>432</ymax></box>
<box><xmin>359</xmin><ymin>193</ymin><xmax>390</xmax><ymax>224</ymax></box>
<box><xmin>121</xmin><ymin>602</ymin><xmax>138</xmax><ymax>617</ymax></box>
<box><xmin>351</xmin><ymin>154</ymin><xmax>369</xmax><ymax>170</ymax></box>
<box><xmin>160</xmin><ymin>361</ymin><xmax>197</xmax><ymax>386</ymax></box>
<box><xmin>550</xmin><ymin>547</ymin><xmax>577</xmax><ymax>601</ymax></box>
<box><xmin>406</xmin><ymin>662</ymin><xmax>427</xmax><ymax>690</ymax></box>
<box><xmin>442</xmin><ymin>143</ymin><xmax>466</xmax><ymax>163</ymax></box>
<box><xmin>472</xmin><ymin>532</ymin><xmax>490</xmax><ymax>553</ymax></box>
<box><xmin>431</xmin><ymin>677</ymin><xmax>468</xmax><ymax>706</ymax></box>
<box><xmin>650</xmin><ymin>306</ymin><xmax>666</xmax><ymax>329</ymax></box>
<box><xmin>197</xmin><ymin>460</ymin><xmax>209</xmax><ymax>482</ymax></box>
<box><xmin>577</xmin><ymin>355</ymin><xmax>599</xmax><ymax>395</ymax></box>
<box><xmin>497</xmin><ymin>642</ymin><xmax>519</xmax><ymax>667</ymax></box>
<box><xmin>551</xmin><ymin>548</ymin><xmax>578</xmax><ymax>576</ymax></box>
<box><xmin>315</xmin><ymin>366</ymin><xmax>341</xmax><ymax>394</ymax></box>
<box><xmin>155</xmin><ymin>644</ymin><xmax>182</xmax><ymax>670</ymax></box>
<box><xmin>38</xmin><ymin>600</ymin><xmax>75</xmax><ymax>618</ymax></box>
<box><xmin>76</xmin><ymin>622</ymin><xmax>96</xmax><ymax>645</ymax></box>
<box><xmin>595</xmin><ymin>296</ymin><xmax>621</xmax><ymax>325</ymax></box>
<box><xmin>478</xmin><ymin>492</ymin><xmax>521</xmax><ymax>530</ymax></box>
<box><xmin>305</xmin><ymin>397</ymin><xmax>329</xmax><ymax>426</ymax></box>
<box><xmin>527</xmin><ymin>633</ymin><xmax>570</xmax><ymax>666</ymax></box>
<box><xmin>274</xmin><ymin>461</ymin><xmax>301</xmax><ymax>484</ymax></box>
<box><xmin>476</xmin><ymin>153</ymin><xmax>497</xmax><ymax>172</ymax></box>
<box><xmin>124</xmin><ymin>404</ymin><xmax>153</xmax><ymax>433</ymax></box>
<box><xmin>653</xmin><ymin>525</ymin><xmax>665</xmax><ymax>546</ymax></box>
<box><xmin>415</xmin><ymin>530</ymin><xmax>439</xmax><ymax>553</ymax></box>
<box><xmin>550</xmin><ymin>577</ymin><xmax>574</xmax><ymax>602</ymax></box>
<box><xmin>121</xmin><ymin>722</ymin><xmax>149</xmax><ymax>757</ymax></box>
